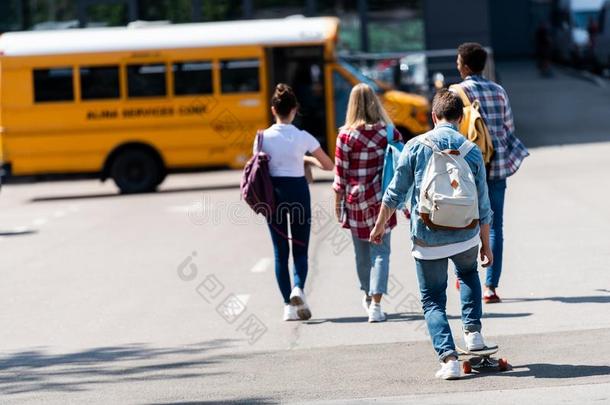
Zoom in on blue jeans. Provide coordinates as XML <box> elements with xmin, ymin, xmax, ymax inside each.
<box><xmin>267</xmin><ymin>177</ymin><xmax>311</xmax><ymax>304</ymax></box>
<box><xmin>351</xmin><ymin>233</ymin><xmax>391</xmax><ymax>295</ymax></box>
<box><xmin>414</xmin><ymin>246</ymin><xmax>482</xmax><ymax>362</ymax></box>
<box><xmin>486</xmin><ymin>178</ymin><xmax>506</xmax><ymax>288</ymax></box>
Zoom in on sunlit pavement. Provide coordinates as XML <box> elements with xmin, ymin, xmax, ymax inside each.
<box><xmin>0</xmin><ymin>62</ymin><xmax>609</xmax><ymax>404</ymax></box>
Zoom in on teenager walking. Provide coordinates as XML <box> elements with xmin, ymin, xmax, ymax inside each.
<box><xmin>371</xmin><ymin>90</ymin><xmax>493</xmax><ymax>379</ymax></box>
<box><xmin>454</xmin><ymin>43</ymin><xmax>529</xmax><ymax>303</ymax></box>
<box><xmin>333</xmin><ymin>83</ymin><xmax>403</xmax><ymax>322</ymax></box>
<box><xmin>258</xmin><ymin>83</ymin><xmax>334</xmax><ymax>321</ymax></box>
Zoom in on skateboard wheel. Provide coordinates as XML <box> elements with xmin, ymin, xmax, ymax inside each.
<box><xmin>455</xmin><ymin>279</ymin><xmax>460</xmax><ymax>290</ymax></box>
<box><xmin>462</xmin><ymin>360</ymin><xmax>472</xmax><ymax>374</ymax></box>
<box><xmin>498</xmin><ymin>358</ymin><xmax>509</xmax><ymax>371</ymax></box>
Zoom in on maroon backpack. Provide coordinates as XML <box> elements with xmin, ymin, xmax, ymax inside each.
<box><xmin>240</xmin><ymin>130</ymin><xmax>275</xmax><ymax>219</ymax></box>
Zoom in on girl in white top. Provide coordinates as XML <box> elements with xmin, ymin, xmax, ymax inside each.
<box><xmin>256</xmin><ymin>83</ymin><xmax>333</xmax><ymax>321</ymax></box>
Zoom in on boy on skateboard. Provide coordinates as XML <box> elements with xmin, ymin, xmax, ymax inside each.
<box><xmin>370</xmin><ymin>90</ymin><xmax>494</xmax><ymax>380</ymax></box>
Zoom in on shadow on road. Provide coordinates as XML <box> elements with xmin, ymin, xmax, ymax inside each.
<box><xmin>151</xmin><ymin>400</ymin><xmax>278</xmax><ymax>405</ymax></box>
<box><xmin>27</xmin><ymin>178</ymin><xmax>334</xmax><ymax>203</ymax></box>
<box><xmin>305</xmin><ymin>312</ymin><xmax>532</xmax><ymax>325</ymax></box>
<box><xmin>0</xmin><ymin>229</ymin><xmax>38</xmax><ymax>237</ymax></box>
<box><xmin>502</xmin><ymin>294</ymin><xmax>610</xmax><ymax>304</ymax></box>
<box><xmin>0</xmin><ymin>339</ymin><xmax>247</xmax><ymax>396</ymax></box>
<box><xmin>28</xmin><ymin>184</ymin><xmax>240</xmax><ymax>203</ymax></box>
<box><xmin>507</xmin><ymin>363</ymin><xmax>610</xmax><ymax>379</ymax></box>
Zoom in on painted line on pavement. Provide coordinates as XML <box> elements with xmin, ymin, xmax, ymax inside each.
<box><xmin>236</xmin><ymin>294</ymin><xmax>250</xmax><ymax>306</ymax></box>
<box><xmin>250</xmin><ymin>257</ymin><xmax>272</xmax><ymax>273</ymax></box>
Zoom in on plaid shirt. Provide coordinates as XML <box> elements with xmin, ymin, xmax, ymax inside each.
<box><xmin>333</xmin><ymin>123</ymin><xmax>401</xmax><ymax>240</ymax></box>
<box><xmin>458</xmin><ymin>75</ymin><xmax>529</xmax><ymax>180</ymax></box>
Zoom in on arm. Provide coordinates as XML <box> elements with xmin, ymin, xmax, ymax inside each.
<box><xmin>370</xmin><ymin>148</ymin><xmax>414</xmax><ymax>243</ymax></box>
<box><xmin>479</xmin><ymin>223</ymin><xmax>493</xmax><ymax>268</ymax></box>
<box><xmin>471</xmin><ymin>148</ymin><xmax>494</xmax><ymax>267</ymax></box>
<box><xmin>502</xmin><ymin>88</ymin><xmax>515</xmax><ymax>136</ymax></box>
<box><xmin>305</xmin><ymin>147</ymin><xmax>334</xmax><ymax>171</ymax></box>
<box><xmin>334</xmin><ymin>189</ymin><xmax>344</xmax><ymax>223</ymax></box>
<box><xmin>332</xmin><ymin>132</ymin><xmax>350</xmax><ymax>221</ymax></box>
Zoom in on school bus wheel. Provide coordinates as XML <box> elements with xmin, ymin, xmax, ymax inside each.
<box><xmin>107</xmin><ymin>146</ymin><xmax>165</xmax><ymax>194</ymax></box>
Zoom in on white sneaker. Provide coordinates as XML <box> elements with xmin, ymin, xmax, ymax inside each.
<box><xmin>283</xmin><ymin>304</ymin><xmax>299</xmax><ymax>321</ymax></box>
<box><xmin>289</xmin><ymin>287</ymin><xmax>311</xmax><ymax>320</ymax></box>
<box><xmin>368</xmin><ymin>302</ymin><xmax>386</xmax><ymax>323</ymax></box>
<box><xmin>435</xmin><ymin>359</ymin><xmax>461</xmax><ymax>380</ymax></box>
<box><xmin>362</xmin><ymin>295</ymin><xmax>372</xmax><ymax>314</ymax></box>
<box><xmin>463</xmin><ymin>331</ymin><xmax>486</xmax><ymax>351</ymax></box>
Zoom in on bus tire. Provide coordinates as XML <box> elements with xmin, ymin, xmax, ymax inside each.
<box><xmin>110</xmin><ymin>148</ymin><xmax>163</xmax><ymax>194</ymax></box>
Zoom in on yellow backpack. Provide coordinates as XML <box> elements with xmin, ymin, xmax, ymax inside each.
<box><xmin>449</xmin><ymin>84</ymin><xmax>494</xmax><ymax>166</ymax></box>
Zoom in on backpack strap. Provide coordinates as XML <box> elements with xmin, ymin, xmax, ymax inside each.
<box><xmin>418</xmin><ymin>133</ymin><xmax>441</xmax><ymax>153</ymax></box>
<box><xmin>449</xmin><ymin>84</ymin><xmax>472</xmax><ymax>107</ymax></box>
<box><xmin>386</xmin><ymin>123</ymin><xmax>395</xmax><ymax>143</ymax></box>
<box><xmin>255</xmin><ymin>130</ymin><xmax>264</xmax><ymax>154</ymax></box>
<box><xmin>458</xmin><ymin>139</ymin><xmax>476</xmax><ymax>157</ymax></box>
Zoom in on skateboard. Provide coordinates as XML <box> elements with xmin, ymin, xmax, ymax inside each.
<box><xmin>456</xmin><ymin>344</ymin><xmax>509</xmax><ymax>374</ymax></box>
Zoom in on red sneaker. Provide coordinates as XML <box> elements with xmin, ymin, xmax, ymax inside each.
<box><xmin>484</xmin><ymin>290</ymin><xmax>501</xmax><ymax>303</ymax></box>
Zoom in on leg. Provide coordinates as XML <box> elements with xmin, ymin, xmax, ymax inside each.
<box><xmin>451</xmin><ymin>246</ymin><xmax>482</xmax><ymax>332</ymax></box>
<box><xmin>486</xmin><ymin>178</ymin><xmax>506</xmax><ymax>289</ymax></box>
<box><xmin>369</xmin><ymin>232</ymin><xmax>391</xmax><ymax>303</ymax></box>
<box><xmin>351</xmin><ymin>234</ymin><xmax>372</xmax><ymax>295</ymax></box>
<box><xmin>268</xmin><ymin>211</ymin><xmax>291</xmax><ymax>304</ymax></box>
<box><xmin>415</xmin><ymin>257</ymin><xmax>457</xmax><ymax>362</ymax></box>
<box><xmin>290</xmin><ymin>180</ymin><xmax>311</xmax><ymax>290</ymax></box>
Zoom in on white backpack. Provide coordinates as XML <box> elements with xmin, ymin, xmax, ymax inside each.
<box><xmin>418</xmin><ymin>135</ymin><xmax>479</xmax><ymax>230</ymax></box>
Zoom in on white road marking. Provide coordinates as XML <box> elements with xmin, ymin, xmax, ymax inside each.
<box><xmin>166</xmin><ymin>204</ymin><xmax>199</xmax><ymax>213</ymax></box>
<box><xmin>53</xmin><ymin>210</ymin><xmax>66</xmax><ymax>218</ymax></box>
<box><xmin>250</xmin><ymin>257</ymin><xmax>272</xmax><ymax>273</ymax></box>
<box><xmin>32</xmin><ymin>218</ymin><xmax>48</xmax><ymax>226</ymax></box>
<box><xmin>236</xmin><ymin>294</ymin><xmax>250</xmax><ymax>306</ymax></box>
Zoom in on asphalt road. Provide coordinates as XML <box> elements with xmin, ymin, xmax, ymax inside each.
<box><xmin>0</xmin><ymin>62</ymin><xmax>609</xmax><ymax>404</ymax></box>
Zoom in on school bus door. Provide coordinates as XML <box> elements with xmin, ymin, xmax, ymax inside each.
<box><xmin>266</xmin><ymin>46</ymin><xmax>328</xmax><ymax>151</ymax></box>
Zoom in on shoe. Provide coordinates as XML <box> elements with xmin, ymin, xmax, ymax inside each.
<box><xmin>463</xmin><ymin>330</ymin><xmax>486</xmax><ymax>351</ymax></box>
<box><xmin>283</xmin><ymin>304</ymin><xmax>299</xmax><ymax>321</ymax></box>
<box><xmin>483</xmin><ymin>289</ymin><xmax>501</xmax><ymax>304</ymax></box>
<box><xmin>362</xmin><ymin>295</ymin><xmax>372</xmax><ymax>314</ymax></box>
<box><xmin>289</xmin><ymin>287</ymin><xmax>311</xmax><ymax>320</ymax></box>
<box><xmin>435</xmin><ymin>359</ymin><xmax>461</xmax><ymax>380</ymax></box>
<box><xmin>368</xmin><ymin>302</ymin><xmax>386</xmax><ymax>323</ymax></box>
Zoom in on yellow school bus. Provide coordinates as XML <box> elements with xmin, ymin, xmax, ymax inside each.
<box><xmin>0</xmin><ymin>17</ymin><xmax>430</xmax><ymax>193</ymax></box>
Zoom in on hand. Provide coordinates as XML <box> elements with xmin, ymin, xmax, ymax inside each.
<box><xmin>369</xmin><ymin>223</ymin><xmax>385</xmax><ymax>245</ymax></box>
<box><xmin>480</xmin><ymin>244</ymin><xmax>494</xmax><ymax>268</ymax></box>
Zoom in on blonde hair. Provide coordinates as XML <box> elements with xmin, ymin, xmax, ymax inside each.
<box><xmin>343</xmin><ymin>83</ymin><xmax>392</xmax><ymax>130</ymax></box>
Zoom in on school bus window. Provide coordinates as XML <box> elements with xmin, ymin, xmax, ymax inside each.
<box><xmin>33</xmin><ymin>67</ymin><xmax>74</xmax><ymax>103</ymax></box>
<box><xmin>173</xmin><ymin>61</ymin><xmax>213</xmax><ymax>96</ymax></box>
<box><xmin>80</xmin><ymin>66</ymin><xmax>120</xmax><ymax>100</ymax></box>
<box><xmin>220</xmin><ymin>59</ymin><xmax>260</xmax><ymax>93</ymax></box>
<box><xmin>127</xmin><ymin>63</ymin><xmax>167</xmax><ymax>98</ymax></box>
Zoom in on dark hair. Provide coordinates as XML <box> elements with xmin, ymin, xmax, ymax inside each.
<box><xmin>457</xmin><ymin>42</ymin><xmax>487</xmax><ymax>74</ymax></box>
<box><xmin>271</xmin><ymin>83</ymin><xmax>298</xmax><ymax>117</ymax></box>
<box><xmin>432</xmin><ymin>89</ymin><xmax>463</xmax><ymax>121</ymax></box>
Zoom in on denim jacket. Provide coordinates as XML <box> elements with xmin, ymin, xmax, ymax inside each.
<box><xmin>382</xmin><ymin>123</ymin><xmax>493</xmax><ymax>246</ymax></box>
